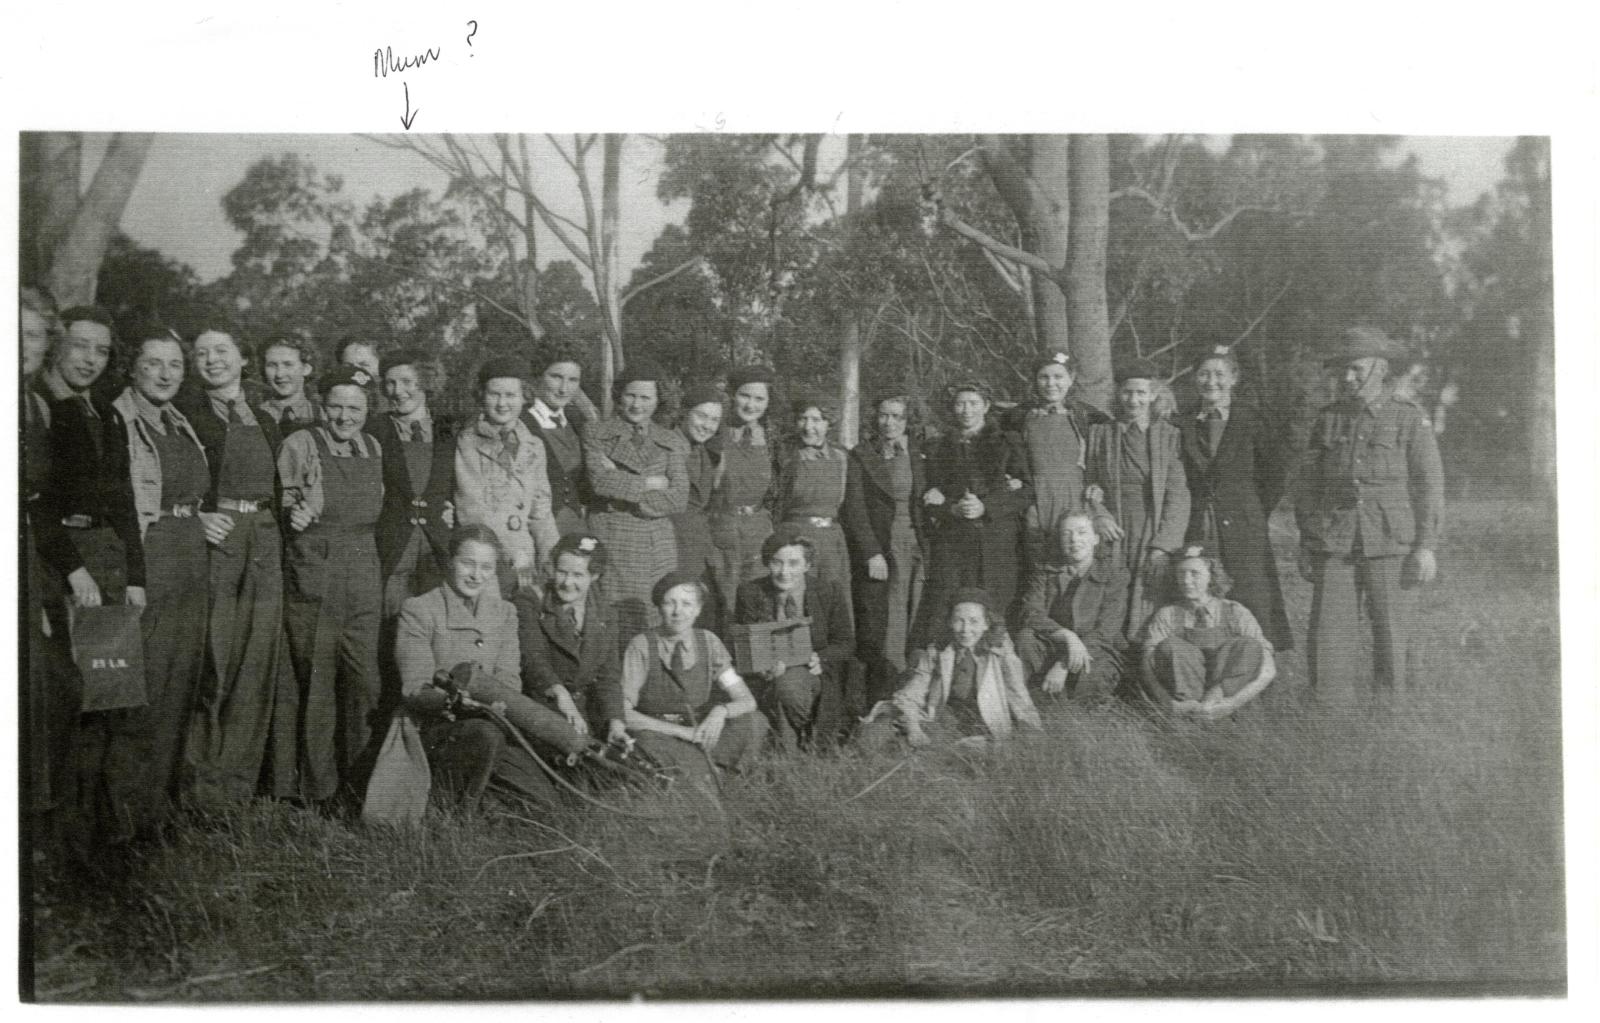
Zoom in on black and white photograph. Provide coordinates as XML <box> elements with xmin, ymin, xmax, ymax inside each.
<box><xmin>7</xmin><ymin>1</ymin><xmax>1591</xmax><ymax>1008</ymax></box>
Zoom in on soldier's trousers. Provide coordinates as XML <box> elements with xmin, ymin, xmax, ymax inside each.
<box><xmin>1308</xmin><ymin>552</ymin><xmax>1416</xmax><ymax>703</ymax></box>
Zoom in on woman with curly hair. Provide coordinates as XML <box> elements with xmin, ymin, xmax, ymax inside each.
<box><xmin>1138</xmin><ymin>546</ymin><xmax>1276</xmax><ymax>721</ymax></box>
<box><xmin>775</xmin><ymin>396</ymin><xmax>854</xmax><ymax>624</ymax></box>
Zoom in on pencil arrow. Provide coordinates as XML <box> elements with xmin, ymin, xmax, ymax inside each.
<box><xmin>399</xmin><ymin>81</ymin><xmax>419</xmax><ymax>130</ymax></box>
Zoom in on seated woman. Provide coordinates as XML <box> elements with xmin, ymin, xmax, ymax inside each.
<box><xmin>1014</xmin><ymin>510</ymin><xmax>1130</xmax><ymax>703</ymax></box>
<box><xmin>733</xmin><ymin>528</ymin><xmax>855</xmax><ymax>750</ymax></box>
<box><xmin>858</xmin><ymin>589</ymin><xmax>1041</xmax><ymax>751</ymax></box>
<box><xmin>394</xmin><ymin>525</ymin><xmax>590</xmax><ymax>806</ymax></box>
<box><xmin>514</xmin><ymin>531</ymin><xmax>626</xmax><ymax>742</ymax></box>
<box><xmin>618</xmin><ymin>571</ymin><xmax>768</xmax><ymax>785</ymax></box>
<box><xmin>1138</xmin><ymin>546</ymin><xmax>1276</xmax><ymax>721</ymax></box>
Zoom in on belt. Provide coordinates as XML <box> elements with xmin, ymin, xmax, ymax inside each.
<box><xmin>789</xmin><ymin>516</ymin><xmax>835</xmax><ymax>529</ymax></box>
<box><xmin>652</xmin><ymin>712</ymin><xmax>690</xmax><ymax>725</ymax></box>
<box><xmin>730</xmin><ymin>505</ymin><xmax>763</xmax><ymax>517</ymax></box>
<box><xmin>61</xmin><ymin>514</ymin><xmax>104</xmax><ymax>529</ymax></box>
<box><xmin>217</xmin><ymin>497</ymin><xmax>268</xmax><ymax>514</ymax></box>
<box><xmin>161</xmin><ymin>503</ymin><xmax>198</xmax><ymax>519</ymax></box>
<box><xmin>592</xmin><ymin>499</ymin><xmax>642</xmax><ymax>517</ymax></box>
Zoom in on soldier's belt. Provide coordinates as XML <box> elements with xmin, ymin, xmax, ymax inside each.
<box><xmin>217</xmin><ymin>497</ymin><xmax>267</xmax><ymax>514</ymax></box>
<box><xmin>162</xmin><ymin>503</ymin><xmax>198</xmax><ymax>519</ymax></box>
<box><xmin>788</xmin><ymin>516</ymin><xmax>836</xmax><ymax>529</ymax></box>
<box><xmin>61</xmin><ymin>514</ymin><xmax>103</xmax><ymax>529</ymax></box>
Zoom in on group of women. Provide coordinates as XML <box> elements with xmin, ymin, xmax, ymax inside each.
<box><xmin>22</xmin><ymin>289</ymin><xmax>1293</xmax><ymax>855</ymax></box>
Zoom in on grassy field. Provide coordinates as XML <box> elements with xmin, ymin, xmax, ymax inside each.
<box><xmin>25</xmin><ymin>496</ymin><xmax>1565</xmax><ymax>1000</ymax></box>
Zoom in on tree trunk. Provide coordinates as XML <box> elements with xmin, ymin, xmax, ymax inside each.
<box><xmin>983</xmin><ymin>135</ymin><xmax>1072</xmax><ymax>376</ymax></box>
<box><xmin>598</xmin><ymin>134</ymin><xmax>625</xmax><ymax>415</ymax></box>
<box><xmin>20</xmin><ymin>133</ymin><xmax>85</xmax><ymax>288</ymax></box>
<box><xmin>1066</xmin><ymin>135</ymin><xmax>1113</xmax><ymax>409</ymax></box>
<box><xmin>44</xmin><ymin>133</ymin><xmax>155</xmax><ymax>307</ymax></box>
<box><xmin>837</xmin><ymin>134</ymin><xmax>867</xmax><ymax>447</ymax></box>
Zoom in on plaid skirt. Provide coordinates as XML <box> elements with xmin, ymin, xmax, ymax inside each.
<box><xmin>591</xmin><ymin>510</ymin><xmax>677</xmax><ymax>653</ymax></box>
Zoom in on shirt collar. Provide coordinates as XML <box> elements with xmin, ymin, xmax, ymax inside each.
<box><xmin>1198</xmin><ymin>404</ymin><xmax>1231</xmax><ymax>423</ymax></box>
<box><xmin>529</xmin><ymin>398</ymin><xmax>566</xmax><ymax>429</ymax></box>
<box><xmin>1187</xmin><ymin>595</ymin><xmax>1222</xmax><ymax>618</ymax></box>
<box><xmin>734</xmin><ymin>422</ymin><xmax>766</xmax><ymax>445</ymax></box>
<box><xmin>476</xmin><ymin>416</ymin><xmax>525</xmax><ymax>440</ymax></box>
<box><xmin>130</xmin><ymin>389</ymin><xmax>169</xmax><ymax>432</ymax></box>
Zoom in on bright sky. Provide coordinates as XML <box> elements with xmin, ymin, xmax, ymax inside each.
<box><xmin>107</xmin><ymin>134</ymin><xmax>1516</xmax><ymax>287</ymax></box>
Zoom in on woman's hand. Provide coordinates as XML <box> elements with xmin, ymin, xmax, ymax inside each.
<box><xmin>441</xmin><ymin>501</ymin><xmax>456</xmax><ymax>528</ymax></box>
<box><xmin>923</xmin><ymin>487</ymin><xmax>946</xmax><ymax>507</ymax></box>
<box><xmin>606</xmin><ymin>719</ymin><xmax>630</xmax><ymax>746</ymax></box>
<box><xmin>956</xmin><ymin>493</ymin><xmax>985</xmax><ymax>520</ymax></box>
<box><xmin>1041</xmin><ymin>662</ymin><xmax>1070</xmax><ymax>695</ymax></box>
<box><xmin>905</xmin><ymin>724</ymin><xmax>931</xmax><ymax>748</ymax></box>
<box><xmin>1405</xmin><ymin>548</ymin><xmax>1438</xmax><ymax>586</ymax></box>
<box><xmin>67</xmin><ymin>567</ymin><xmax>103</xmax><ymax>608</ymax></box>
<box><xmin>692</xmin><ymin>706</ymin><xmax>728</xmax><ymax>750</ymax></box>
<box><xmin>1094</xmin><ymin>513</ymin><xmax>1125</xmax><ymax>543</ymax></box>
<box><xmin>199</xmin><ymin>511</ymin><xmax>236</xmax><ymax>547</ymax></box>
<box><xmin>643</xmin><ymin>474</ymin><xmax>670</xmax><ymax>492</ymax></box>
<box><xmin>124</xmin><ymin>586</ymin><xmax>147</xmax><ymax>608</ymax></box>
<box><xmin>552</xmin><ymin>687</ymin><xmax>588</xmax><ymax>736</ymax></box>
<box><xmin>866</xmin><ymin>554</ymin><xmax>889</xmax><ymax>581</ymax></box>
<box><xmin>1060</xmin><ymin>631</ymin><xmax>1091</xmax><ymax>675</ymax></box>
<box><xmin>288</xmin><ymin>504</ymin><xmax>316</xmax><ymax>532</ymax></box>
<box><xmin>1142</xmin><ymin>549</ymin><xmax>1171</xmax><ymax>591</ymax></box>
<box><xmin>807</xmin><ymin>652</ymin><xmax>823</xmax><ymax>676</ymax></box>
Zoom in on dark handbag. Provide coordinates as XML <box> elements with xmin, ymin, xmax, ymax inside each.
<box><xmin>69</xmin><ymin>603</ymin><xmax>147</xmax><ymax>712</ymax></box>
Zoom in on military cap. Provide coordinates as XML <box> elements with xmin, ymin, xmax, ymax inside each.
<box><xmin>727</xmin><ymin>364</ymin><xmax>775</xmax><ymax>391</ymax></box>
<box><xmin>949</xmin><ymin>379</ymin><xmax>993</xmax><ymax>402</ymax></box>
<box><xmin>477</xmin><ymin>355</ymin><xmax>531</xmax><ymax>388</ymax></box>
<box><xmin>1034</xmin><ymin>351</ymin><xmax>1073</xmax><ymax>373</ymax></box>
<box><xmin>1323</xmin><ymin>326</ymin><xmax>1408</xmax><ymax>366</ymax></box>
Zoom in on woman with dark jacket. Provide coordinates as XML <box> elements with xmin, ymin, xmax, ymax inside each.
<box><xmin>1177</xmin><ymin>346</ymin><xmax>1294</xmax><ymax>650</ymax></box>
<box><xmin>918</xmin><ymin>382</ymin><xmax>1033</xmax><ymax>635</ymax></box>
<box><xmin>842</xmin><ymin>393</ymin><xmax>926</xmax><ymax>703</ymax></box>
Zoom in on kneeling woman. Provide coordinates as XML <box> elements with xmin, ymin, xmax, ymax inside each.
<box><xmin>733</xmin><ymin>528</ymin><xmax>855</xmax><ymax>750</ymax></box>
<box><xmin>859</xmin><ymin>589</ymin><xmax>1041</xmax><ymax>750</ymax></box>
<box><xmin>1138</xmin><ymin>546</ymin><xmax>1276</xmax><ymax>721</ymax></box>
<box><xmin>618</xmin><ymin>572</ymin><xmax>767</xmax><ymax>784</ymax></box>
<box><xmin>395</xmin><ymin>525</ymin><xmax>590</xmax><ymax>805</ymax></box>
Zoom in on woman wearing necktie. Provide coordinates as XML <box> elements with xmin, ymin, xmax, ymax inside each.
<box><xmin>102</xmin><ymin>329</ymin><xmax>212</xmax><ymax>843</ymax></box>
<box><xmin>1084</xmin><ymin>359</ymin><xmax>1191</xmax><ymax>644</ymax></box>
<box><xmin>582</xmin><ymin>360</ymin><xmax>689</xmax><ymax>649</ymax></box>
<box><xmin>708</xmin><ymin>364</ymin><xmax>779</xmax><ymax>622</ymax></box>
<box><xmin>1176</xmin><ymin>346</ymin><xmax>1294</xmax><ymax>651</ymax></box>
<box><xmin>672</xmin><ymin>385</ymin><xmax>727</xmax><ymax>633</ymax></box>
<box><xmin>774</xmin><ymin>396</ymin><xmax>855</xmax><ymax>626</ymax></box>
<box><xmin>453</xmin><ymin>356</ymin><xmax>562</xmax><ymax>598</ymax></box>
<box><xmin>1002</xmin><ymin>352</ymin><xmax>1110</xmax><ymax>564</ymax></box>
<box><xmin>842</xmin><ymin>393</ymin><xmax>927</xmax><ymax>705</ymax></box>
<box><xmin>277</xmin><ymin>365</ymin><xmax>386</xmax><ymax>806</ymax></box>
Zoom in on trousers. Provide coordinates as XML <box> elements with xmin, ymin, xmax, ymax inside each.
<box><xmin>1308</xmin><ymin>552</ymin><xmax>1416</xmax><ymax>703</ymax></box>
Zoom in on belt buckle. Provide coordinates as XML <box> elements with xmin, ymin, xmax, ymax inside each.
<box><xmin>170</xmin><ymin>504</ymin><xmax>195</xmax><ymax>519</ymax></box>
<box><xmin>809</xmin><ymin>516</ymin><xmax>832</xmax><ymax>528</ymax></box>
<box><xmin>736</xmin><ymin>505</ymin><xmax>758</xmax><ymax>516</ymax></box>
<box><xmin>62</xmin><ymin>514</ymin><xmax>94</xmax><ymax>529</ymax></box>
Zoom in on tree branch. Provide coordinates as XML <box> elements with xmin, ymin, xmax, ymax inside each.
<box><xmin>1113</xmin><ymin>185</ymin><xmax>1284</xmax><ymax>243</ymax></box>
<box><xmin>936</xmin><ymin>204</ymin><xmax>1058</xmax><ymax>277</ymax></box>
<box><xmin>620</xmin><ymin>255</ymin><xmax>703</xmax><ymax>307</ymax></box>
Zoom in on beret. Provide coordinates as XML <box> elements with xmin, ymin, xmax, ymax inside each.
<box><xmin>616</xmin><ymin>359</ymin><xmax>666</xmax><ymax>389</ymax></box>
<box><xmin>681</xmin><ymin>384</ymin><xmax>726</xmax><ymax>411</ymax></box>
<box><xmin>383</xmin><ymin>348</ymin><xmax>428</xmax><ymax>375</ymax></box>
<box><xmin>1114</xmin><ymin>358</ymin><xmax>1163</xmax><ymax>383</ymax></box>
<box><xmin>650</xmin><ymin>570</ymin><xmax>707</xmax><ymax>607</ymax></box>
<box><xmin>760</xmin><ymin>526</ymin><xmax>816</xmax><ymax>565</ymax></box>
<box><xmin>1035</xmin><ymin>351</ymin><xmax>1073</xmax><ymax>373</ymax></box>
<box><xmin>946</xmin><ymin>587</ymin><xmax>1000</xmax><ymax>621</ymax></box>
<box><xmin>321</xmin><ymin>364</ymin><xmax>376</xmax><ymax>395</ymax></box>
<box><xmin>792</xmin><ymin>394</ymin><xmax>839</xmax><ymax>420</ymax></box>
<box><xmin>727</xmin><ymin>364</ymin><xmax>774</xmax><ymax>390</ymax></box>
<box><xmin>550</xmin><ymin>531</ymin><xmax>608</xmax><ymax>566</ymax></box>
<box><xmin>477</xmin><ymin>355</ymin><xmax>531</xmax><ymax>388</ymax></box>
<box><xmin>949</xmin><ymin>379</ymin><xmax>992</xmax><ymax>401</ymax></box>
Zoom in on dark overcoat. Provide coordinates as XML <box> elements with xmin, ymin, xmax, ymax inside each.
<box><xmin>840</xmin><ymin>437</ymin><xmax>927</xmax><ymax>657</ymax></box>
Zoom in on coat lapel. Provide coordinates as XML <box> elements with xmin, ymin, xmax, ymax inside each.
<box><xmin>540</xmin><ymin>599</ymin><xmax>582</xmax><ymax>659</ymax></box>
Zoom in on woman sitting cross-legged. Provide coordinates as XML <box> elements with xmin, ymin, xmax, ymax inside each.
<box><xmin>1013</xmin><ymin>510</ymin><xmax>1131</xmax><ymax>704</ymax></box>
<box><xmin>394</xmin><ymin>525</ymin><xmax>593</xmax><ymax>806</ymax></box>
<box><xmin>733</xmin><ymin>527</ymin><xmax>855</xmax><ymax>751</ymax></box>
<box><xmin>618</xmin><ymin>572</ymin><xmax>768</xmax><ymax>787</ymax></box>
<box><xmin>857</xmin><ymin>588</ymin><xmax>1042</xmax><ymax>751</ymax></box>
<box><xmin>1138</xmin><ymin>545</ymin><xmax>1276</xmax><ymax>721</ymax></box>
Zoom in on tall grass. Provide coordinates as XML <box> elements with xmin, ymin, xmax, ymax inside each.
<box><xmin>28</xmin><ymin>498</ymin><xmax>1565</xmax><ymax>999</ymax></box>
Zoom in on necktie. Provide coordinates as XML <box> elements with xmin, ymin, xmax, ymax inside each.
<box><xmin>882</xmin><ymin>439</ymin><xmax>899</xmax><ymax>460</ymax></box>
<box><xmin>781</xmin><ymin>595</ymin><xmax>798</xmax><ymax>620</ymax></box>
<box><xmin>1194</xmin><ymin>604</ymin><xmax>1212</xmax><ymax>628</ymax></box>
<box><xmin>563</xmin><ymin>603</ymin><xmax>579</xmax><ymax>635</ymax></box>
<box><xmin>634</xmin><ymin>422</ymin><xmax>649</xmax><ymax>442</ymax></box>
<box><xmin>738</xmin><ymin>426</ymin><xmax>753</xmax><ymax>448</ymax></box>
<box><xmin>553</xmin><ymin>411</ymin><xmax>566</xmax><ymax>429</ymax></box>
<box><xmin>403</xmin><ymin>418</ymin><xmax>419</xmax><ymax>442</ymax></box>
<box><xmin>162</xmin><ymin>407</ymin><xmax>182</xmax><ymax>435</ymax></box>
<box><xmin>669</xmin><ymin>640</ymin><xmax>687</xmax><ymax>677</ymax></box>
<box><xmin>81</xmin><ymin>395</ymin><xmax>104</xmax><ymax>461</ymax></box>
<box><xmin>282</xmin><ymin>405</ymin><xmax>297</xmax><ymax>424</ymax></box>
<box><xmin>500</xmin><ymin>427</ymin><xmax>520</xmax><ymax>462</ymax></box>
<box><xmin>227</xmin><ymin>399</ymin><xmax>244</xmax><ymax>425</ymax></box>
<box><xmin>1205</xmin><ymin>408</ymin><xmax>1224</xmax><ymax>455</ymax></box>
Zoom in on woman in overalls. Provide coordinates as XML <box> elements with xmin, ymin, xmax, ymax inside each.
<box><xmin>1139</xmin><ymin>547</ymin><xmax>1276</xmax><ymax>721</ymax></box>
<box><xmin>709</xmin><ymin>365</ymin><xmax>778</xmax><ymax>623</ymax></box>
<box><xmin>277</xmin><ymin>366</ymin><xmax>386</xmax><ymax>806</ymax></box>
<box><xmin>108</xmin><ymin>330</ymin><xmax>212</xmax><ymax>840</ymax></box>
<box><xmin>775</xmin><ymin>397</ymin><xmax>854</xmax><ymax>624</ymax></box>
<box><xmin>177</xmin><ymin>326</ymin><xmax>295</xmax><ymax>807</ymax></box>
<box><xmin>618</xmin><ymin>572</ymin><xmax>766</xmax><ymax>788</ymax></box>
<box><xmin>1003</xmin><ymin>352</ymin><xmax>1109</xmax><ymax>563</ymax></box>
<box><xmin>1085</xmin><ymin>359</ymin><xmax>1191</xmax><ymax>643</ymax></box>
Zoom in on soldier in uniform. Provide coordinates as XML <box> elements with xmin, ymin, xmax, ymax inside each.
<box><xmin>1296</xmin><ymin>327</ymin><xmax>1445</xmax><ymax>703</ymax></box>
